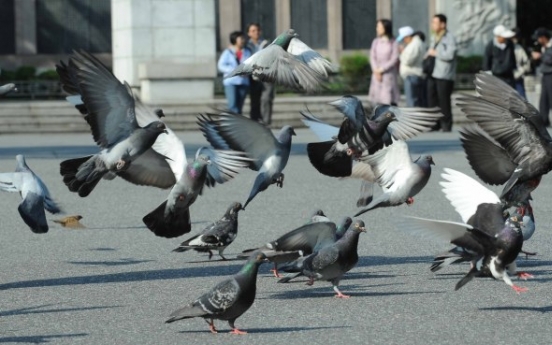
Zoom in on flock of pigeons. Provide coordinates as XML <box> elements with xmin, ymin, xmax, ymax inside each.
<box><xmin>0</xmin><ymin>29</ymin><xmax>549</xmax><ymax>335</ymax></box>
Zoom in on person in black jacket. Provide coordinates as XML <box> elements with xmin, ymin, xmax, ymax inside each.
<box><xmin>483</xmin><ymin>25</ymin><xmax>516</xmax><ymax>87</ymax></box>
<box><xmin>532</xmin><ymin>27</ymin><xmax>552</xmax><ymax>126</ymax></box>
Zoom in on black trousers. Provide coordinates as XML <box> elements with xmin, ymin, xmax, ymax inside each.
<box><xmin>427</xmin><ymin>77</ymin><xmax>454</xmax><ymax>131</ymax></box>
<box><xmin>249</xmin><ymin>79</ymin><xmax>275</xmax><ymax>124</ymax></box>
<box><xmin>539</xmin><ymin>73</ymin><xmax>552</xmax><ymax>126</ymax></box>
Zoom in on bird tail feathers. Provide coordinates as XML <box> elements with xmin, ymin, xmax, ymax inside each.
<box><xmin>306</xmin><ymin>141</ymin><xmax>352</xmax><ymax>178</ymax></box>
<box><xmin>165</xmin><ymin>304</ymin><xmax>206</xmax><ymax>323</ymax></box>
<box><xmin>60</xmin><ymin>155</ymin><xmax>106</xmax><ymax>197</ymax></box>
<box><xmin>143</xmin><ymin>201</ymin><xmax>191</xmax><ymax>238</ymax></box>
<box><xmin>18</xmin><ymin>192</ymin><xmax>48</xmax><ymax>234</ymax></box>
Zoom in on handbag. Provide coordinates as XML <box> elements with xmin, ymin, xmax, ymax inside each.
<box><xmin>422</xmin><ymin>37</ymin><xmax>442</xmax><ymax>76</ymax></box>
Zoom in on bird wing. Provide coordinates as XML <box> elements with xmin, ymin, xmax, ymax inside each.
<box><xmin>116</xmin><ymin>149</ymin><xmax>177</xmax><ymax>188</ymax></box>
<box><xmin>197</xmin><ymin>113</ymin><xmax>277</xmax><ymax>170</ymax></box>
<box><xmin>309</xmin><ymin>245</ymin><xmax>340</xmax><ymax>271</ymax></box>
<box><xmin>440</xmin><ymin>168</ymin><xmax>500</xmax><ymax>223</ymax></box>
<box><xmin>300</xmin><ymin>110</ymin><xmax>339</xmax><ymax>141</ymax></box>
<box><xmin>196</xmin><ymin>114</ymin><xmax>232</xmax><ymax>150</ymax></box>
<box><xmin>381</xmin><ymin>106</ymin><xmax>443</xmax><ymax>140</ymax></box>
<box><xmin>18</xmin><ymin>192</ymin><xmax>49</xmax><ymax>233</ymax></box>
<box><xmin>195</xmin><ymin>147</ymin><xmax>253</xmax><ymax>187</ymax></box>
<box><xmin>395</xmin><ymin>216</ymin><xmax>473</xmax><ymax>243</ymax></box>
<box><xmin>200</xmin><ymin>278</ymin><xmax>241</xmax><ymax>314</ymax></box>
<box><xmin>287</xmin><ymin>37</ymin><xmax>336</xmax><ymax>78</ymax></box>
<box><xmin>273</xmin><ymin>222</ymin><xmax>337</xmax><ymax>253</ymax></box>
<box><xmin>32</xmin><ymin>173</ymin><xmax>62</xmax><ymax>214</ymax></box>
<box><xmin>0</xmin><ymin>172</ymin><xmax>22</xmax><ymax>193</ymax></box>
<box><xmin>459</xmin><ymin>125</ymin><xmax>517</xmax><ymax>185</ymax></box>
<box><xmin>68</xmin><ymin>50</ymin><xmax>138</xmax><ymax>148</ymax></box>
<box><xmin>473</xmin><ymin>72</ymin><xmax>552</xmax><ymax>141</ymax></box>
<box><xmin>350</xmin><ymin>162</ymin><xmax>377</xmax><ymax>181</ymax></box>
<box><xmin>361</xmin><ymin>139</ymin><xmax>414</xmax><ymax>190</ymax></box>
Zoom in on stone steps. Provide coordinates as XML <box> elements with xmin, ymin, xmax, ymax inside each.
<box><xmin>0</xmin><ymin>94</ymin><xmax>476</xmax><ymax>134</ymax></box>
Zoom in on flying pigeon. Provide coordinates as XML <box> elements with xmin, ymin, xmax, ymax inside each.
<box><xmin>197</xmin><ymin>112</ymin><xmax>295</xmax><ymax>209</ymax></box>
<box><xmin>143</xmin><ymin>147</ymin><xmax>252</xmax><ymax>238</ymax></box>
<box><xmin>397</xmin><ymin>168</ymin><xmax>532</xmax><ymax>293</ymax></box>
<box><xmin>354</xmin><ymin>139</ymin><xmax>434</xmax><ymax>216</ymax></box>
<box><xmin>53</xmin><ymin>215</ymin><xmax>85</xmax><ymax>229</ymax></box>
<box><xmin>0</xmin><ymin>83</ymin><xmax>17</xmax><ymax>96</ymax></box>
<box><xmin>459</xmin><ymin>124</ymin><xmax>540</xmax><ymax>205</ymax></box>
<box><xmin>0</xmin><ymin>155</ymin><xmax>62</xmax><ymax>233</ymax></box>
<box><xmin>301</xmin><ymin>99</ymin><xmax>442</xmax><ymax>179</ymax></box>
<box><xmin>172</xmin><ymin>202</ymin><xmax>243</xmax><ymax>260</ymax></box>
<box><xmin>226</xmin><ymin>29</ymin><xmax>335</xmax><ymax>93</ymax></box>
<box><xmin>57</xmin><ymin>50</ymin><xmax>169</xmax><ymax>197</ymax></box>
<box><xmin>279</xmin><ymin>220</ymin><xmax>366</xmax><ymax>298</ymax></box>
<box><xmin>165</xmin><ymin>251</ymin><xmax>267</xmax><ymax>334</ymax></box>
<box><xmin>456</xmin><ymin>72</ymin><xmax>552</xmax><ymax>200</ymax></box>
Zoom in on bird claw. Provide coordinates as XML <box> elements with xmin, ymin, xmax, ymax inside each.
<box><xmin>230</xmin><ymin>328</ymin><xmax>247</xmax><ymax>335</ymax></box>
<box><xmin>406</xmin><ymin>197</ymin><xmax>414</xmax><ymax>205</ymax></box>
<box><xmin>270</xmin><ymin>268</ymin><xmax>280</xmax><ymax>278</ymax></box>
<box><xmin>116</xmin><ymin>160</ymin><xmax>127</xmax><ymax>171</ymax></box>
<box><xmin>334</xmin><ymin>293</ymin><xmax>351</xmax><ymax>299</ymax></box>
<box><xmin>306</xmin><ymin>278</ymin><xmax>314</xmax><ymax>286</ymax></box>
<box><xmin>275</xmin><ymin>174</ymin><xmax>285</xmax><ymax>188</ymax></box>
<box><xmin>517</xmin><ymin>272</ymin><xmax>534</xmax><ymax>280</ymax></box>
<box><xmin>208</xmin><ymin>323</ymin><xmax>218</xmax><ymax>334</ymax></box>
<box><xmin>511</xmin><ymin>285</ymin><xmax>528</xmax><ymax>294</ymax></box>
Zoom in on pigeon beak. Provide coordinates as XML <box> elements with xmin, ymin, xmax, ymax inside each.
<box><xmin>163</xmin><ymin>129</ymin><xmax>168</xmax><ymax>134</ymax></box>
<box><xmin>430</xmin><ymin>158</ymin><xmax>435</xmax><ymax>165</ymax></box>
<box><xmin>359</xmin><ymin>227</ymin><xmax>366</xmax><ymax>232</ymax></box>
<box><xmin>291</xmin><ymin>128</ymin><xmax>297</xmax><ymax>136</ymax></box>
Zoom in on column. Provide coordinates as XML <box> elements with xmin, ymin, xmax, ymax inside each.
<box><xmin>15</xmin><ymin>0</ymin><xmax>36</xmax><ymax>54</ymax></box>
<box><xmin>327</xmin><ymin>0</ymin><xmax>342</xmax><ymax>64</ymax></box>
<box><xmin>275</xmin><ymin>0</ymin><xmax>290</xmax><ymax>34</ymax></box>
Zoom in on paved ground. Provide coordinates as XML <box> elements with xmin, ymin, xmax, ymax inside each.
<box><xmin>1</xmin><ymin>128</ymin><xmax>551</xmax><ymax>345</ymax></box>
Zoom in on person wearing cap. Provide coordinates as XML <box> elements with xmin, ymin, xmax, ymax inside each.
<box><xmin>532</xmin><ymin>27</ymin><xmax>552</xmax><ymax>126</ymax></box>
<box><xmin>426</xmin><ymin>14</ymin><xmax>457</xmax><ymax>132</ymax></box>
<box><xmin>483</xmin><ymin>25</ymin><xmax>516</xmax><ymax>87</ymax></box>
<box><xmin>397</xmin><ymin>26</ymin><xmax>426</xmax><ymax>107</ymax></box>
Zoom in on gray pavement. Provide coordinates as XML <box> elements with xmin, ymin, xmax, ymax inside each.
<box><xmin>1</xmin><ymin>128</ymin><xmax>552</xmax><ymax>345</ymax></box>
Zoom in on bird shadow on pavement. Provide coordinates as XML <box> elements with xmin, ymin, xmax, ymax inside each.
<box><xmin>357</xmin><ymin>255</ymin><xmax>434</xmax><ymax>267</ymax></box>
<box><xmin>67</xmin><ymin>258</ymin><xmax>154</xmax><ymax>266</ymax></box>
<box><xmin>0</xmin><ymin>303</ymin><xmax>121</xmax><ymax>317</ymax></box>
<box><xmin>179</xmin><ymin>325</ymin><xmax>349</xmax><ymax>334</ymax></box>
<box><xmin>88</xmin><ymin>247</ymin><xmax>117</xmax><ymax>251</ymax></box>
<box><xmin>264</xmin><ymin>284</ymin><xmax>443</xmax><ymax>299</ymax></box>
<box><xmin>0</xmin><ymin>265</ymin><xmax>242</xmax><ymax>290</ymax></box>
<box><xmin>0</xmin><ymin>333</ymin><xmax>88</xmax><ymax>344</ymax></box>
<box><xmin>479</xmin><ymin>305</ymin><xmax>552</xmax><ymax>313</ymax></box>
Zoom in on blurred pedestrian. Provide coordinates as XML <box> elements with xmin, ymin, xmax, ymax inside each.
<box><xmin>368</xmin><ymin>19</ymin><xmax>400</xmax><ymax>105</ymax></box>
<box><xmin>217</xmin><ymin>31</ymin><xmax>251</xmax><ymax>115</ymax></box>
<box><xmin>426</xmin><ymin>14</ymin><xmax>457</xmax><ymax>132</ymax></box>
<box><xmin>246</xmin><ymin>23</ymin><xmax>275</xmax><ymax>125</ymax></box>
<box><xmin>512</xmin><ymin>28</ymin><xmax>531</xmax><ymax>98</ymax></box>
<box><xmin>483</xmin><ymin>25</ymin><xmax>516</xmax><ymax>87</ymax></box>
<box><xmin>532</xmin><ymin>27</ymin><xmax>552</xmax><ymax>126</ymax></box>
<box><xmin>397</xmin><ymin>26</ymin><xmax>426</xmax><ymax>107</ymax></box>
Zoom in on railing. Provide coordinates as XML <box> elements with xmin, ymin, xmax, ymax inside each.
<box><xmin>2</xmin><ymin>80</ymin><xmax>65</xmax><ymax>100</ymax></box>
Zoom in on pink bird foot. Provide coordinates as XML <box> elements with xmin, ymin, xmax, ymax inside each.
<box><xmin>230</xmin><ymin>328</ymin><xmax>247</xmax><ymax>335</ymax></box>
<box><xmin>517</xmin><ymin>272</ymin><xmax>534</xmax><ymax>280</ymax></box>
<box><xmin>511</xmin><ymin>285</ymin><xmax>528</xmax><ymax>294</ymax></box>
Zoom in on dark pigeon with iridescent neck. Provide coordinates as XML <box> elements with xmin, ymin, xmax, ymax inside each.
<box><xmin>165</xmin><ymin>252</ymin><xmax>267</xmax><ymax>334</ymax></box>
<box><xmin>197</xmin><ymin>112</ymin><xmax>296</xmax><ymax>209</ymax></box>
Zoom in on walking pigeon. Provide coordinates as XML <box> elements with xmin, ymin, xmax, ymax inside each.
<box><xmin>57</xmin><ymin>50</ymin><xmax>169</xmax><ymax>197</ymax></box>
<box><xmin>456</xmin><ymin>72</ymin><xmax>552</xmax><ymax>200</ymax></box>
<box><xmin>0</xmin><ymin>155</ymin><xmax>62</xmax><ymax>233</ymax></box>
<box><xmin>172</xmin><ymin>202</ymin><xmax>243</xmax><ymax>260</ymax></box>
<box><xmin>397</xmin><ymin>168</ymin><xmax>532</xmax><ymax>293</ymax></box>
<box><xmin>226</xmin><ymin>29</ymin><xmax>335</xmax><ymax>92</ymax></box>
<box><xmin>354</xmin><ymin>139</ymin><xmax>434</xmax><ymax>216</ymax></box>
<box><xmin>165</xmin><ymin>251</ymin><xmax>267</xmax><ymax>334</ymax></box>
<box><xmin>53</xmin><ymin>215</ymin><xmax>85</xmax><ymax>229</ymax></box>
<box><xmin>278</xmin><ymin>220</ymin><xmax>366</xmax><ymax>298</ymax></box>
<box><xmin>197</xmin><ymin>112</ymin><xmax>295</xmax><ymax>209</ymax></box>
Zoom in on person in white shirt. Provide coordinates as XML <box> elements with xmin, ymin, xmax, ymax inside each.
<box><xmin>397</xmin><ymin>26</ymin><xmax>426</xmax><ymax>107</ymax></box>
<box><xmin>512</xmin><ymin>28</ymin><xmax>531</xmax><ymax>99</ymax></box>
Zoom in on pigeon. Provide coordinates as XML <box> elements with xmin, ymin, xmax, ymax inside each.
<box><xmin>57</xmin><ymin>50</ymin><xmax>170</xmax><ymax>197</ymax></box>
<box><xmin>513</xmin><ymin>200</ymin><xmax>537</xmax><ymax>257</ymax></box>
<box><xmin>226</xmin><ymin>29</ymin><xmax>335</xmax><ymax>92</ymax></box>
<box><xmin>456</xmin><ymin>72</ymin><xmax>552</xmax><ymax>200</ymax></box>
<box><xmin>172</xmin><ymin>202</ymin><xmax>243</xmax><ymax>260</ymax></box>
<box><xmin>142</xmin><ymin>147</ymin><xmax>252</xmax><ymax>238</ymax></box>
<box><xmin>238</xmin><ymin>215</ymin><xmax>351</xmax><ymax>277</ymax></box>
<box><xmin>165</xmin><ymin>251</ymin><xmax>267</xmax><ymax>334</ymax></box>
<box><xmin>197</xmin><ymin>112</ymin><xmax>296</xmax><ymax>209</ymax></box>
<box><xmin>397</xmin><ymin>168</ymin><xmax>532</xmax><ymax>293</ymax></box>
<box><xmin>278</xmin><ymin>220</ymin><xmax>366</xmax><ymax>298</ymax></box>
<box><xmin>53</xmin><ymin>215</ymin><xmax>85</xmax><ymax>229</ymax></box>
<box><xmin>0</xmin><ymin>155</ymin><xmax>62</xmax><ymax>233</ymax></box>
<box><xmin>354</xmin><ymin>139</ymin><xmax>434</xmax><ymax>216</ymax></box>
<box><xmin>459</xmin><ymin>124</ymin><xmax>540</xmax><ymax>205</ymax></box>
<box><xmin>0</xmin><ymin>83</ymin><xmax>17</xmax><ymax>96</ymax></box>
<box><xmin>301</xmin><ymin>99</ymin><xmax>442</xmax><ymax>179</ymax></box>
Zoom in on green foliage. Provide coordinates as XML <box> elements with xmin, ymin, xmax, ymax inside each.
<box><xmin>339</xmin><ymin>53</ymin><xmax>371</xmax><ymax>92</ymax></box>
<box><xmin>0</xmin><ymin>69</ymin><xmax>15</xmax><ymax>82</ymax></box>
<box><xmin>456</xmin><ymin>55</ymin><xmax>483</xmax><ymax>74</ymax></box>
<box><xmin>15</xmin><ymin>66</ymin><xmax>37</xmax><ymax>80</ymax></box>
<box><xmin>37</xmin><ymin>70</ymin><xmax>59</xmax><ymax>80</ymax></box>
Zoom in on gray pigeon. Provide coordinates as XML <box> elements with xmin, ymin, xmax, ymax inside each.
<box><xmin>0</xmin><ymin>155</ymin><xmax>62</xmax><ymax>233</ymax></box>
<box><xmin>279</xmin><ymin>220</ymin><xmax>366</xmax><ymax>298</ymax></box>
<box><xmin>0</xmin><ymin>83</ymin><xmax>16</xmax><ymax>96</ymax></box>
<box><xmin>165</xmin><ymin>251</ymin><xmax>267</xmax><ymax>334</ymax></box>
<box><xmin>57</xmin><ymin>51</ymin><xmax>169</xmax><ymax>197</ymax></box>
<box><xmin>143</xmin><ymin>147</ymin><xmax>251</xmax><ymax>238</ymax></box>
<box><xmin>355</xmin><ymin>139</ymin><xmax>434</xmax><ymax>216</ymax></box>
<box><xmin>197</xmin><ymin>112</ymin><xmax>296</xmax><ymax>209</ymax></box>
<box><xmin>172</xmin><ymin>202</ymin><xmax>243</xmax><ymax>260</ymax></box>
<box><xmin>226</xmin><ymin>29</ymin><xmax>335</xmax><ymax>92</ymax></box>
